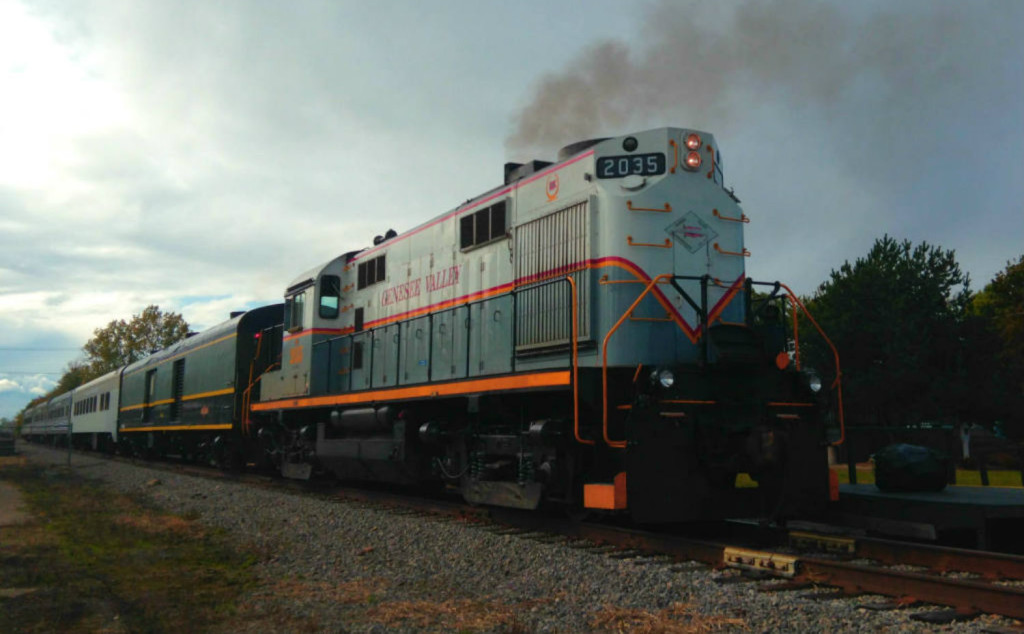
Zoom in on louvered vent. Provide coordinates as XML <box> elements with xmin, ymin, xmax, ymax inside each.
<box><xmin>514</xmin><ymin>200</ymin><xmax>591</xmax><ymax>350</ymax></box>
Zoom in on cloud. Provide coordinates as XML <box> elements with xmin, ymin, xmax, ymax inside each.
<box><xmin>506</xmin><ymin>0</ymin><xmax>1024</xmax><ymax>293</ymax></box>
<box><xmin>0</xmin><ymin>379</ymin><xmax>20</xmax><ymax>394</ymax></box>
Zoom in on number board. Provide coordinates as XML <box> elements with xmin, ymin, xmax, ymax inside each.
<box><xmin>596</xmin><ymin>153</ymin><xmax>666</xmax><ymax>179</ymax></box>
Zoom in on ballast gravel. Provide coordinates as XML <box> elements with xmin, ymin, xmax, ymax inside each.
<box><xmin>21</xmin><ymin>445</ymin><xmax>1020</xmax><ymax>633</ymax></box>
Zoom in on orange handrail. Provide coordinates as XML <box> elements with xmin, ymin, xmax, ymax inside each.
<box><xmin>242</xmin><ymin>334</ymin><xmax>266</xmax><ymax>435</ymax></box>
<box><xmin>712</xmin><ymin>208</ymin><xmax>750</xmax><ymax>223</ymax></box>
<box><xmin>778</xmin><ymin>283</ymin><xmax>845</xmax><ymax>447</ymax></box>
<box><xmin>713</xmin><ymin>243</ymin><xmax>751</xmax><ymax>257</ymax></box>
<box><xmin>602</xmin><ymin>273</ymin><xmax>678</xmax><ymax>448</ymax></box>
<box><xmin>627</xmin><ymin>236</ymin><xmax>672</xmax><ymax>249</ymax></box>
<box><xmin>628</xmin><ymin>314</ymin><xmax>674</xmax><ymax>322</ymax></box>
<box><xmin>627</xmin><ymin>200</ymin><xmax>672</xmax><ymax>213</ymax></box>
<box><xmin>566</xmin><ymin>275</ymin><xmax>593</xmax><ymax>446</ymax></box>
<box><xmin>669</xmin><ymin>139</ymin><xmax>679</xmax><ymax>174</ymax></box>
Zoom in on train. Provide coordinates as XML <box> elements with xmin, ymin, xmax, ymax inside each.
<box><xmin>21</xmin><ymin>127</ymin><xmax>844</xmax><ymax>523</ymax></box>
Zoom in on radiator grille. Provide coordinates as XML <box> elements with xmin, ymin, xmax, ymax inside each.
<box><xmin>514</xmin><ymin>200</ymin><xmax>590</xmax><ymax>349</ymax></box>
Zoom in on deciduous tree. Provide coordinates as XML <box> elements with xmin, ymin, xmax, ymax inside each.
<box><xmin>83</xmin><ymin>305</ymin><xmax>190</xmax><ymax>375</ymax></box>
<box><xmin>803</xmin><ymin>236</ymin><xmax>971</xmax><ymax>428</ymax></box>
<box><xmin>968</xmin><ymin>255</ymin><xmax>1024</xmax><ymax>434</ymax></box>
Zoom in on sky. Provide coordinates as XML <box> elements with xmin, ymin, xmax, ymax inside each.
<box><xmin>1</xmin><ymin>0</ymin><xmax>1022</xmax><ymax>419</ymax></box>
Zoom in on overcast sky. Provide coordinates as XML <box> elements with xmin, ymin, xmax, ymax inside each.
<box><xmin>1</xmin><ymin>0</ymin><xmax>1022</xmax><ymax>419</ymax></box>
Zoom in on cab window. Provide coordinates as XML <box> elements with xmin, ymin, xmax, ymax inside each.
<box><xmin>285</xmin><ymin>290</ymin><xmax>307</xmax><ymax>332</ymax></box>
<box><xmin>319</xmin><ymin>275</ymin><xmax>341</xmax><ymax>319</ymax></box>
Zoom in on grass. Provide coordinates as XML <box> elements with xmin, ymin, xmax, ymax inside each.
<box><xmin>1</xmin><ymin>454</ymin><xmax>751</xmax><ymax>633</ymax></box>
<box><xmin>589</xmin><ymin>603</ymin><xmax>746</xmax><ymax>633</ymax></box>
<box><xmin>833</xmin><ymin>465</ymin><xmax>1023</xmax><ymax>487</ymax></box>
<box><xmin>0</xmin><ymin>463</ymin><xmax>257</xmax><ymax>633</ymax></box>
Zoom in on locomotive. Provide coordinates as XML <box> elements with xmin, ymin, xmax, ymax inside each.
<box><xmin>22</xmin><ymin>127</ymin><xmax>843</xmax><ymax>523</ymax></box>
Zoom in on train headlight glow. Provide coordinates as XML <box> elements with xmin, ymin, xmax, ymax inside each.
<box><xmin>683</xmin><ymin>151</ymin><xmax>702</xmax><ymax>170</ymax></box>
<box><xmin>685</xmin><ymin>133</ymin><xmax>702</xmax><ymax>150</ymax></box>
<box><xmin>656</xmin><ymin>369</ymin><xmax>675</xmax><ymax>389</ymax></box>
<box><xmin>805</xmin><ymin>370</ymin><xmax>823</xmax><ymax>393</ymax></box>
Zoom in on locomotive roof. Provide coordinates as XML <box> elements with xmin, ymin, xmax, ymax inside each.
<box><xmin>343</xmin><ymin>129</ymin><xmax>611</xmax><ymax>266</ymax></box>
<box><xmin>122</xmin><ymin>304</ymin><xmax>282</xmax><ymax>375</ymax></box>
<box><xmin>285</xmin><ymin>252</ymin><xmax>355</xmax><ymax>294</ymax></box>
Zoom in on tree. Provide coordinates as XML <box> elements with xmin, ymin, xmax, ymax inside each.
<box><xmin>53</xmin><ymin>361</ymin><xmax>95</xmax><ymax>394</ymax></box>
<box><xmin>83</xmin><ymin>305</ymin><xmax>190</xmax><ymax>375</ymax></box>
<box><xmin>803</xmin><ymin>236</ymin><xmax>971</xmax><ymax>428</ymax></box>
<box><xmin>971</xmin><ymin>255</ymin><xmax>1024</xmax><ymax>361</ymax></box>
<box><xmin>968</xmin><ymin>255</ymin><xmax>1024</xmax><ymax>435</ymax></box>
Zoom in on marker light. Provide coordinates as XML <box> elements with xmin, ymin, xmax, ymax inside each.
<box><xmin>622</xmin><ymin>136</ymin><xmax>639</xmax><ymax>152</ymax></box>
<box><xmin>685</xmin><ymin>133</ymin><xmax>702</xmax><ymax>150</ymax></box>
<box><xmin>683</xmin><ymin>151</ymin><xmax>702</xmax><ymax>170</ymax></box>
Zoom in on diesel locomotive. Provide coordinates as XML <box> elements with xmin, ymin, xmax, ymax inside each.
<box><xmin>22</xmin><ymin>127</ymin><xmax>844</xmax><ymax>523</ymax></box>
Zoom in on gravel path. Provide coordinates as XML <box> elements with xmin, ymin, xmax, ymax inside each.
<box><xmin>18</xmin><ymin>443</ymin><xmax>1020</xmax><ymax>633</ymax></box>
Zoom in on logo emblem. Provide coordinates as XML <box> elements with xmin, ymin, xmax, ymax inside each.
<box><xmin>546</xmin><ymin>173</ymin><xmax>560</xmax><ymax>201</ymax></box>
<box><xmin>667</xmin><ymin>212</ymin><xmax>718</xmax><ymax>253</ymax></box>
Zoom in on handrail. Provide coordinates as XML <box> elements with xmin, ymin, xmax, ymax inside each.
<box><xmin>669</xmin><ymin>139</ymin><xmax>678</xmax><ymax>174</ymax></box>
<box><xmin>627</xmin><ymin>236</ymin><xmax>672</xmax><ymax>249</ymax></box>
<box><xmin>778</xmin><ymin>282</ymin><xmax>845</xmax><ymax>447</ymax></box>
<box><xmin>629</xmin><ymin>314</ymin><xmax>673</xmax><ymax>322</ymax></box>
<box><xmin>242</xmin><ymin>332</ymin><xmax>266</xmax><ymax>435</ymax></box>
<box><xmin>242</xmin><ymin>358</ymin><xmax>279</xmax><ymax>437</ymax></box>
<box><xmin>599</xmin><ymin>275</ymin><xmax>672</xmax><ymax>286</ymax></box>
<box><xmin>601</xmin><ymin>273</ymin><xmax>676</xmax><ymax>449</ymax></box>
<box><xmin>712</xmin><ymin>208</ymin><xmax>750</xmax><ymax>223</ymax></box>
<box><xmin>713</xmin><ymin>242</ymin><xmax>751</xmax><ymax>257</ymax></box>
<box><xmin>566</xmin><ymin>275</ymin><xmax>593</xmax><ymax>445</ymax></box>
<box><xmin>627</xmin><ymin>200</ymin><xmax>672</xmax><ymax>213</ymax></box>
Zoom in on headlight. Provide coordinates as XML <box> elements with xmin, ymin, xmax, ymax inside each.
<box><xmin>683</xmin><ymin>151</ymin><xmax>702</xmax><ymax>170</ymax></box>
<box><xmin>805</xmin><ymin>370</ymin><xmax>822</xmax><ymax>393</ymax></box>
<box><xmin>656</xmin><ymin>369</ymin><xmax>675</xmax><ymax>389</ymax></box>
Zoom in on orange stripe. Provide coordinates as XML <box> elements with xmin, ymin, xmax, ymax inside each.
<box><xmin>120</xmin><ymin>424</ymin><xmax>233</xmax><ymax>433</ymax></box>
<box><xmin>283</xmin><ymin>327</ymin><xmax>351</xmax><ymax>342</ymax></box>
<box><xmin>252</xmin><ymin>371</ymin><xmax>571</xmax><ymax>411</ymax></box>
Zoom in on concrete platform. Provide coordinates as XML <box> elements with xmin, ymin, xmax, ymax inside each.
<box><xmin>836</xmin><ymin>483</ymin><xmax>1024</xmax><ymax>549</ymax></box>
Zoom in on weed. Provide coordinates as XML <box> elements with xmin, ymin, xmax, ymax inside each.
<box><xmin>0</xmin><ymin>464</ymin><xmax>258</xmax><ymax>633</ymax></box>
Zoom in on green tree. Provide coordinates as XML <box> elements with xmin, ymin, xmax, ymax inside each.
<box><xmin>803</xmin><ymin>236</ymin><xmax>971</xmax><ymax>428</ymax></box>
<box><xmin>971</xmin><ymin>255</ymin><xmax>1024</xmax><ymax>359</ymax></box>
<box><xmin>83</xmin><ymin>305</ymin><xmax>190</xmax><ymax>375</ymax></box>
<box><xmin>967</xmin><ymin>255</ymin><xmax>1024</xmax><ymax>434</ymax></box>
<box><xmin>53</xmin><ymin>361</ymin><xmax>95</xmax><ymax>394</ymax></box>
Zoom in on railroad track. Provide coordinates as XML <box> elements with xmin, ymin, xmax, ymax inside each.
<box><xmin>483</xmin><ymin>510</ymin><xmax>1024</xmax><ymax>624</ymax></box>
<box><xmin>22</xmin><ymin>442</ymin><xmax>1024</xmax><ymax>624</ymax></box>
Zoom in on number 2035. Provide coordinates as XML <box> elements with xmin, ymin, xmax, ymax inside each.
<box><xmin>596</xmin><ymin>153</ymin><xmax>666</xmax><ymax>179</ymax></box>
